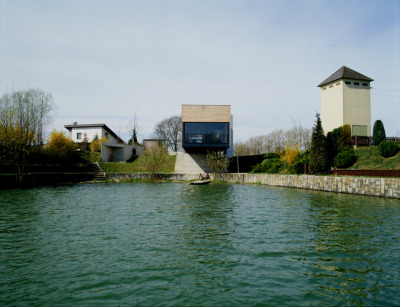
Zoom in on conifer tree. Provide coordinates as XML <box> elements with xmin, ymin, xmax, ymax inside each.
<box><xmin>373</xmin><ymin>120</ymin><xmax>386</xmax><ymax>146</ymax></box>
<box><xmin>309</xmin><ymin>113</ymin><xmax>328</xmax><ymax>174</ymax></box>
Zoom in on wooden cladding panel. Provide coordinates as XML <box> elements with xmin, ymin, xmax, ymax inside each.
<box><xmin>182</xmin><ymin>105</ymin><xmax>231</xmax><ymax>123</ymax></box>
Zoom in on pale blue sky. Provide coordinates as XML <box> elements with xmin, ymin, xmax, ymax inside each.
<box><xmin>1</xmin><ymin>0</ymin><xmax>399</xmax><ymax>142</ymax></box>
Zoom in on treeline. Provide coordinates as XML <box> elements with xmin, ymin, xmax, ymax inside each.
<box><xmin>234</xmin><ymin>122</ymin><xmax>311</xmax><ymax>156</ymax></box>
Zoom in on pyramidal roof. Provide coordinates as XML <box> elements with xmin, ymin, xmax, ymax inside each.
<box><xmin>318</xmin><ymin>66</ymin><xmax>373</xmax><ymax>87</ymax></box>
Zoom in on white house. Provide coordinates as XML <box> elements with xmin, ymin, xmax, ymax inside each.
<box><xmin>318</xmin><ymin>66</ymin><xmax>373</xmax><ymax>136</ymax></box>
<box><xmin>64</xmin><ymin>123</ymin><xmax>143</xmax><ymax>162</ymax></box>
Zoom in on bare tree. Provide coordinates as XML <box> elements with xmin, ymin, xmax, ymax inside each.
<box><xmin>153</xmin><ymin>115</ymin><xmax>181</xmax><ymax>152</ymax></box>
<box><xmin>127</xmin><ymin>112</ymin><xmax>141</xmax><ymax>145</ymax></box>
<box><xmin>0</xmin><ymin>88</ymin><xmax>55</xmax><ymax>184</ymax></box>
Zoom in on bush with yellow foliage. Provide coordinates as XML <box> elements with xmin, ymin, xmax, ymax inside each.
<box><xmin>89</xmin><ymin>136</ymin><xmax>108</xmax><ymax>152</ymax></box>
<box><xmin>278</xmin><ymin>142</ymin><xmax>300</xmax><ymax>171</ymax></box>
<box><xmin>46</xmin><ymin>129</ymin><xmax>78</xmax><ymax>158</ymax></box>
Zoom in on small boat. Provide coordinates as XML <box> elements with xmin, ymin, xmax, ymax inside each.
<box><xmin>190</xmin><ymin>180</ymin><xmax>211</xmax><ymax>185</ymax></box>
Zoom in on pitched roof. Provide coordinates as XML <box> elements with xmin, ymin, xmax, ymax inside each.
<box><xmin>64</xmin><ymin>123</ymin><xmax>125</xmax><ymax>144</ymax></box>
<box><xmin>318</xmin><ymin>66</ymin><xmax>373</xmax><ymax>87</ymax></box>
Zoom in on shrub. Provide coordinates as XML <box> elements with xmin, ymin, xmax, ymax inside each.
<box><xmin>292</xmin><ymin>150</ymin><xmax>310</xmax><ymax>175</ymax></box>
<box><xmin>252</xmin><ymin>158</ymin><xmax>282</xmax><ymax>173</ymax></box>
<box><xmin>263</xmin><ymin>153</ymin><xmax>279</xmax><ymax>159</ymax></box>
<box><xmin>333</xmin><ymin>148</ymin><xmax>357</xmax><ymax>169</ymax></box>
<box><xmin>46</xmin><ymin>129</ymin><xmax>78</xmax><ymax>158</ymax></box>
<box><xmin>309</xmin><ymin>114</ymin><xmax>328</xmax><ymax>174</ymax></box>
<box><xmin>89</xmin><ymin>136</ymin><xmax>108</xmax><ymax>152</ymax></box>
<box><xmin>378</xmin><ymin>140</ymin><xmax>399</xmax><ymax>158</ymax></box>
<box><xmin>373</xmin><ymin>120</ymin><xmax>386</xmax><ymax>146</ymax></box>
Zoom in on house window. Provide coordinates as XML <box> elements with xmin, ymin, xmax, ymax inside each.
<box><xmin>77</xmin><ymin>133</ymin><xmax>82</xmax><ymax>139</ymax></box>
<box><xmin>354</xmin><ymin>82</ymin><xmax>360</xmax><ymax>85</ymax></box>
<box><xmin>183</xmin><ymin>122</ymin><xmax>229</xmax><ymax>146</ymax></box>
<box><xmin>329</xmin><ymin>85</ymin><xmax>333</xmax><ymax>88</ymax></box>
<box><xmin>322</xmin><ymin>87</ymin><xmax>327</xmax><ymax>90</ymax></box>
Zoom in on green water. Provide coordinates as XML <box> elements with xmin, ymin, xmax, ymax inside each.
<box><xmin>1</xmin><ymin>183</ymin><xmax>400</xmax><ymax>306</ymax></box>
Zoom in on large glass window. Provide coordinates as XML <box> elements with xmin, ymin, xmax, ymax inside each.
<box><xmin>183</xmin><ymin>122</ymin><xmax>229</xmax><ymax>145</ymax></box>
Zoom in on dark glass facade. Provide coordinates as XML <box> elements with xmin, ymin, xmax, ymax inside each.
<box><xmin>182</xmin><ymin>122</ymin><xmax>229</xmax><ymax>148</ymax></box>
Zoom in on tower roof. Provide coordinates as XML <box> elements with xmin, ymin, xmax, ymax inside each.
<box><xmin>318</xmin><ymin>66</ymin><xmax>373</xmax><ymax>87</ymax></box>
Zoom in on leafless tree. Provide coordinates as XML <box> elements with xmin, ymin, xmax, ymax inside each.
<box><xmin>127</xmin><ymin>112</ymin><xmax>141</xmax><ymax>145</ymax></box>
<box><xmin>153</xmin><ymin>115</ymin><xmax>181</xmax><ymax>152</ymax></box>
<box><xmin>0</xmin><ymin>88</ymin><xmax>55</xmax><ymax>184</ymax></box>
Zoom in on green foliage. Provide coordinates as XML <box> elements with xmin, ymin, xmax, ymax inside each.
<box><xmin>351</xmin><ymin>147</ymin><xmax>400</xmax><ymax>170</ymax></box>
<box><xmin>333</xmin><ymin>148</ymin><xmax>357</xmax><ymax>168</ymax></box>
<box><xmin>373</xmin><ymin>120</ymin><xmax>386</xmax><ymax>146</ymax></box>
<box><xmin>309</xmin><ymin>114</ymin><xmax>328</xmax><ymax>174</ymax></box>
<box><xmin>263</xmin><ymin>153</ymin><xmax>279</xmax><ymax>159</ymax></box>
<box><xmin>292</xmin><ymin>150</ymin><xmax>310</xmax><ymax>175</ymax></box>
<box><xmin>378</xmin><ymin>140</ymin><xmax>399</xmax><ymax>158</ymax></box>
<box><xmin>251</xmin><ymin>157</ymin><xmax>282</xmax><ymax>173</ymax></box>
<box><xmin>326</xmin><ymin>124</ymin><xmax>352</xmax><ymax>168</ymax></box>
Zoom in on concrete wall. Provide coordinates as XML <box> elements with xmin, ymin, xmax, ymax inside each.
<box><xmin>321</xmin><ymin>79</ymin><xmax>371</xmax><ymax>136</ymax></box>
<box><xmin>321</xmin><ymin>80</ymin><xmax>344</xmax><ymax>134</ymax></box>
<box><xmin>174</xmin><ymin>152</ymin><xmax>211</xmax><ymax>173</ymax></box>
<box><xmin>343</xmin><ymin>81</ymin><xmax>371</xmax><ymax>136</ymax></box>
<box><xmin>106</xmin><ymin>172</ymin><xmax>400</xmax><ymax>199</ymax></box>
<box><xmin>101</xmin><ymin>143</ymin><xmax>144</xmax><ymax>162</ymax></box>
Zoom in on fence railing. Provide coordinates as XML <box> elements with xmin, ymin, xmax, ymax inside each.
<box><xmin>352</xmin><ymin>136</ymin><xmax>399</xmax><ymax>147</ymax></box>
<box><xmin>330</xmin><ymin>169</ymin><xmax>400</xmax><ymax>178</ymax></box>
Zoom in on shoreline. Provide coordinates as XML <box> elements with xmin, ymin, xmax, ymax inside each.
<box><xmin>106</xmin><ymin>172</ymin><xmax>400</xmax><ymax>199</ymax></box>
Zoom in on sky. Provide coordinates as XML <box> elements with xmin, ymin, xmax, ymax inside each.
<box><xmin>1</xmin><ymin>0</ymin><xmax>399</xmax><ymax>142</ymax></box>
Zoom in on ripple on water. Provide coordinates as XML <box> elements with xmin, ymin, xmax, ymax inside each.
<box><xmin>0</xmin><ymin>183</ymin><xmax>400</xmax><ymax>306</ymax></box>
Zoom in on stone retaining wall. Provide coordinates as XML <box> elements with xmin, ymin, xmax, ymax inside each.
<box><xmin>106</xmin><ymin>173</ymin><xmax>400</xmax><ymax>199</ymax></box>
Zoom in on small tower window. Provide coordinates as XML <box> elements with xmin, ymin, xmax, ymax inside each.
<box><xmin>354</xmin><ymin>82</ymin><xmax>360</xmax><ymax>85</ymax></box>
<box><xmin>345</xmin><ymin>81</ymin><xmax>351</xmax><ymax>85</ymax></box>
<box><xmin>362</xmin><ymin>83</ymin><xmax>368</xmax><ymax>87</ymax></box>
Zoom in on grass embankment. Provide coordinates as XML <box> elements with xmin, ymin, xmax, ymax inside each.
<box><xmin>99</xmin><ymin>155</ymin><xmax>176</xmax><ymax>173</ymax></box>
<box><xmin>352</xmin><ymin>147</ymin><xmax>400</xmax><ymax>169</ymax></box>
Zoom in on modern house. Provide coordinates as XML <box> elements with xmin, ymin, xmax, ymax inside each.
<box><xmin>175</xmin><ymin>105</ymin><xmax>233</xmax><ymax>173</ymax></box>
<box><xmin>318</xmin><ymin>66</ymin><xmax>373</xmax><ymax>136</ymax></box>
<box><xmin>64</xmin><ymin>123</ymin><xmax>143</xmax><ymax>162</ymax></box>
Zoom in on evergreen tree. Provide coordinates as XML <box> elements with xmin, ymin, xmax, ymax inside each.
<box><xmin>373</xmin><ymin>120</ymin><xmax>386</xmax><ymax>146</ymax></box>
<box><xmin>309</xmin><ymin>113</ymin><xmax>328</xmax><ymax>174</ymax></box>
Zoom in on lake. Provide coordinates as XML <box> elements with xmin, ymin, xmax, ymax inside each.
<box><xmin>1</xmin><ymin>183</ymin><xmax>400</xmax><ymax>306</ymax></box>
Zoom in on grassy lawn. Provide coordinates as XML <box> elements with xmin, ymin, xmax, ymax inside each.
<box><xmin>80</xmin><ymin>151</ymin><xmax>101</xmax><ymax>163</ymax></box>
<box><xmin>99</xmin><ymin>155</ymin><xmax>176</xmax><ymax>173</ymax></box>
<box><xmin>352</xmin><ymin>146</ymin><xmax>400</xmax><ymax>169</ymax></box>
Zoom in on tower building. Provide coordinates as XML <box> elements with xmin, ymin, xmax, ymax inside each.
<box><xmin>318</xmin><ymin>66</ymin><xmax>373</xmax><ymax>136</ymax></box>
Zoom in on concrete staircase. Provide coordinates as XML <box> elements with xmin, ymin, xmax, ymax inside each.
<box><xmin>88</xmin><ymin>162</ymin><xmax>106</xmax><ymax>181</ymax></box>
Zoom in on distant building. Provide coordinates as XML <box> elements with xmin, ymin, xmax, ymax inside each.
<box><xmin>318</xmin><ymin>66</ymin><xmax>373</xmax><ymax>136</ymax></box>
<box><xmin>64</xmin><ymin>123</ymin><xmax>143</xmax><ymax>162</ymax></box>
<box><xmin>64</xmin><ymin>123</ymin><xmax>124</xmax><ymax>144</ymax></box>
<box><xmin>175</xmin><ymin>105</ymin><xmax>233</xmax><ymax>173</ymax></box>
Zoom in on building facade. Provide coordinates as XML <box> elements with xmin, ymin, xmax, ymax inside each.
<box><xmin>181</xmin><ymin>105</ymin><xmax>232</xmax><ymax>153</ymax></box>
<box><xmin>318</xmin><ymin>66</ymin><xmax>373</xmax><ymax>136</ymax></box>
<box><xmin>175</xmin><ymin>105</ymin><xmax>233</xmax><ymax>173</ymax></box>
<box><xmin>64</xmin><ymin>123</ymin><xmax>124</xmax><ymax>144</ymax></box>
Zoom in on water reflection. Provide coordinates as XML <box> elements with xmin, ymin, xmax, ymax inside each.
<box><xmin>301</xmin><ymin>192</ymin><xmax>400</xmax><ymax>305</ymax></box>
<box><xmin>173</xmin><ymin>184</ymin><xmax>236</xmax><ymax>295</ymax></box>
